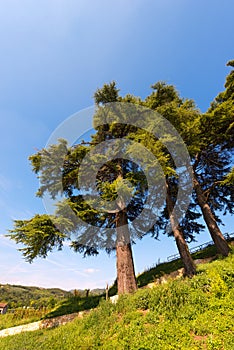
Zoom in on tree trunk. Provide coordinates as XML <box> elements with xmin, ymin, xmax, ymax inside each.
<box><xmin>116</xmin><ymin>210</ymin><xmax>137</xmax><ymax>294</ymax></box>
<box><xmin>173</xmin><ymin>226</ymin><xmax>196</xmax><ymax>277</ymax></box>
<box><xmin>193</xmin><ymin>174</ymin><xmax>230</xmax><ymax>257</ymax></box>
<box><xmin>166</xmin><ymin>186</ymin><xmax>196</xmax><ymax>277</ymax></box>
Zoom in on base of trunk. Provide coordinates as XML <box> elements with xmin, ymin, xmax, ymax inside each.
<box><xmin>175</xmin><ymin>233</ymin><xmax>196</xmax><ymax>277</ymax></box>
<box><xmin>211</xmin><ymin>231</ymin><xmax>230</xmax><ymax>257</ymax></box>
<box><xmin>116</xmin><ymin>243</ymin><xmax>137</xmax><ymax>294</ymax></box>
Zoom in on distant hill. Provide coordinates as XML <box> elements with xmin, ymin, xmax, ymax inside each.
<box><xmin>90</xmin><ymin>288</ymin><xmax>105</xmax><ymax>296</ymax></box>
<box><xmin>0</xmin><ymin>284</ymin><xmax>72</xmax><ymax>308</ymax></box>
<box><xmin>0</xmin><ymin>283</ymin><xmax>106</xmax><ymax>308</ymax></box>
<box><xmin>69</xmin><ymin>288</ymin><xmax>106</xmax><ymax>297</ymax></box>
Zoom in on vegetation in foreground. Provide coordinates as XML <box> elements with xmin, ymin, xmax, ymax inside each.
<box><xmin>0</xmin><ymin>240</ymin><xmax>231</xmax><ymax>330</ymax></box>
<box><xmin>0</xmin><ymin>308</ymin><xmax>48</xmax><ymax>331</ymax></box>
<box><xmin>1</xmin><ymin>249</ymin><xmax>234</xmax><ymax>349</ymax></box>
<box><xmin>0</xmin><ymin>283</ymin><xmax>104</xmax><ymax>330</ymax></box>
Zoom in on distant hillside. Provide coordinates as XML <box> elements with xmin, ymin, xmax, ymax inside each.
<box><xmin>0</xmin><ymin>284</ymin><xmax>72</xmax><ymax>308</ymax></box>
<box><xmin>70</xmin><ymin>288</ymin><xmax>105</xmax><ymax>297</ymax></box>
<box><xmin>0</xmin><ymin>283</ymin><xmax>106</xmax><ymax>309</ymax></box>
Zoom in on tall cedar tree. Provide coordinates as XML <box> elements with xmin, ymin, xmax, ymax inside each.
<box><xmin>192</xmin><ymin>61</ymin><xmax>234</xmax><ymax>256</ymax></box>
<box><xmin>113</xmin><ymin>84</ymin><xmax>200</xmax><ymax>276</ymax></box>
<box><xmin>145</xmin><ymin>73</ymin><xmax>233</xmax><ymax>257</ymax></box>
<box><xmin>9</xmin><ymin>82</ymin><xmax>162</xmax><ymax>294</ymax></box>
<box><xmin>9</xmin><ymin>69</ymin><xmax>233</xmax><ymax>287</ymax></box>
<box><xmin>142</xmin><ymin>82</ymin><xmax>202</xmax><ymax>276</ymax></box>
<box><xmin>8</xmin><ymin>82</ymin><xmax>200</xmax><ymax>281</ymax></box>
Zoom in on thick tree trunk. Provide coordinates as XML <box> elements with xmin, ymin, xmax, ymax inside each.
<box><xmin>173</xmin><ymin>226</ymin><xmax>196</xmax><ymax>277</ymax></box>
<box><xmin>166</xmin><ymin>187</ymin><xmax>196</xmax><ymax>277</ymax></box>
<box><xmin>116</xmin><ymin>210</ymin><xmax>137</xmax><ymax>294</ymax></box>
<box><xmin>193</xmin><ymin>174</ymin><xmax>230</xmax><ymax>257</ymax></box>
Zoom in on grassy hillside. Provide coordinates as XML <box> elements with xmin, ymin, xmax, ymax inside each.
<box><xmin>0</xmin><ymin>285</ymin><xmax>105</xmax><ymax>329</ymax></box>
<box><xmin>0</xmin><ymin>308</ymin><xmax>49</xmax><ymax>331</ymax></box>
<box><xmin>0</xmin><ymin>285</ymin><xmax>72</xmax><ymax>330</ymax></box>
<box><xmin>27</xmin><ymin>242</ymin><xmax>221</xmax><ymax>319</ymax></box>
<box><xmin>0</xmin><ymin>284</ymin><xmax>72</xmax><ymax>308</ymax></box>
<box><xmin>108</xmin><ymin>242</ymin><xmax>219</xmax><ymax>295</ymax></box>
<box><xmin>1</xmin><ymin>248</ymin><xmax>234</xmax><ymax>349</ymax></box>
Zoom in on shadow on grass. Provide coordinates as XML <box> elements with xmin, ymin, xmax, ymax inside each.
<box><xmin>44</xmin><ymin>295</ymin><xmax>105</xmax><ymax>319</ymax></box>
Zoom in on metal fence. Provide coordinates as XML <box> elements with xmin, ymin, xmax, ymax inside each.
<box><xmin>167</xmin><ymin>232</ymin><xmax>234</xmax><ymax>262</ymax></box>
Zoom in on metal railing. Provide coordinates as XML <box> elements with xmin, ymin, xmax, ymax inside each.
<box><xmin>167</xmin><ymin>232</ymin><xmax>234</xmax><ymax>262</ymax></box>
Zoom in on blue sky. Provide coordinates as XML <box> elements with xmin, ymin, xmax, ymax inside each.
<box><xmin>0</xmin><ymin>0</ymin><xmax>233</xmax><ymax>291</ymax></box>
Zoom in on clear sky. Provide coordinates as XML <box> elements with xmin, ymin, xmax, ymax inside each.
<box><xmin>0</xmin><ymin>0</ymin><xmax>233</xmax><ymax>291</ymax></box>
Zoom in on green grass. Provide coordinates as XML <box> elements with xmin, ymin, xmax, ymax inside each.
<box><xmin>136</xmin><ymin>241</ymin><xmax>219</xmax><ymax>288</ymax></box>
<box><xmin>0</xmin><ymin>308</ymin><xmax>49</xmax><ymax>330</ymax></box>
<box><xmin>39</xmin><ymin>241</ymin><xmax>221</xmax><ymax>317</ymax></box>
<box><xmin>0</xmin><ymin>239</ymin><xmax>230</xmax><ymax>332</ymax></box>
<box><xmin>0</xmin><ymin>296</ymin><xmax>104</xmax><ymax>330</ymax></box>
<box><xmin>44</xmin><ymin>295</ymin><xmax>104</xmax><ymax>319</ymax></box>
<box><xmin>1</xmin><ymin>248</ymin><xmax>234</xmax><ymax>349</ymax></box>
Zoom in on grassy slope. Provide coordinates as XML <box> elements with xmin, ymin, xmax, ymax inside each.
<box><xmin>0</xmin><ymin>309</ymin><xmax>49</xmax><ymax>331</ymax></box>
<box><xmin>37</xmin><ymin>242</ymin><xmax>221</xmax><ymax>319</ymax></box>
<box><xmin>0</xmin><ymin>242</ymin><xmax>225</xmax><ymax>330</ymax></box>
<box><xmin>109</xmin><ymin>242</ymin><xmax>218</xmax><ymax>295</ymax></box>
<box><xmin>1</xmin><ymin>248</ymin><xmax>234</xmax><ymax>350</ymax></box>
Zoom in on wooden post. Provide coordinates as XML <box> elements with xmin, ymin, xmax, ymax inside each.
<box><xmin>106</xmin><ymin>283</ymin><xmax>109</xmax><ymax>300</ymax></box>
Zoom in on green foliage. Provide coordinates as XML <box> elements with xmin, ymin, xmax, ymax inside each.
<box><xmin>1</xmin><ymin>251</ymin><xmax>234</xmax><ymax>349</ymax></box>
<box><xmin>145</xmin><ymin>81</ymin><xmax>182</xmax><ymax>109</ymax></box>
<box><xmin>7</xmin><ymin>214</ymin><xmax>66</xmax><ymax>263</ymax></box>
<box><xmin>94</xmin><ymin>81</ymin><xmax>119</xmax><ymax>105</ymax></box>
<box><xmin>0</xmin><ymin>308</ymin><xmax>48</xmax><ymax>330</ymax></box>
<box><xmin>222</xmin><ymin>167</ymin><xmax>234</xmax><ymax>185</ymax></box>
<box><xmin>0</xmin><ymin>283</ymin><xmax>71</xmax><ymax>309</ymax></box>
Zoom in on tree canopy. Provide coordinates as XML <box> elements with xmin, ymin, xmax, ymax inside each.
<box><xmin>8</xmin><ymin>60</ymin><xmax>234</xmax><ymax>292</ymax></box>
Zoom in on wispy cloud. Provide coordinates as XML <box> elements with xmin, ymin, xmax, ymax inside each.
<box><xmin>0</xmin><ymin>174</ymin><xmax>12</xmax><ymax>193</ymax></box>
<box><xmin>9</xmin><ymin>209</ymin><xmax>35</xmax><ymax>221</ymax></box>
<box><xmin>0</xmin><ymin>234</ymin><xmax>17</xmax><ymax>248</ymax></box>
<box><xmin>45</xmin><ymin>258</ymin><xmax>89</xmax><ymax>277</ymax></box>
<box><xmin>84</xmin><ymin>268</ymin><xmax>100</xmax><ymax>274</ymax></box>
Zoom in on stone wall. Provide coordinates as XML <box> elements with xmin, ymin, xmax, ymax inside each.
<box><xmin>0</xmin><ymin>311</ymin><xmax>86</xmax><ymax>338</ymax></box>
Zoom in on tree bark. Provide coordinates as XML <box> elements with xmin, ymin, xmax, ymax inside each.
<box><xmin>116</xmin><ymin>210</ymin><xmax>137</xmax><ymax>294</ymax></box>
<box><xmin>166</xmin><ymin>185</ymin><xmax>196</xmax><ymax>277</ymax></box>
<box><xmin>193</xmin><ymin>174</ymin><xmax>230</xmax><ymax>257</ymax></box>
